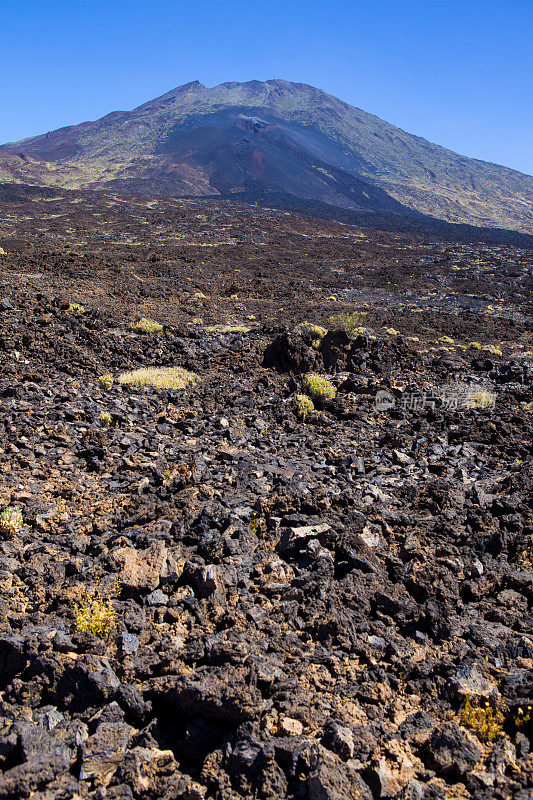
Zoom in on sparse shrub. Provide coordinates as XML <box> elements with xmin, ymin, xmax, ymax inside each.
<box><xmin>0</xmin><ymin>506</ymin><xmax>23</xmax><ymax>538</ymax></box>
<box><xmin>118</xmin><ymin>366</ymin><xmax>198</xmax><ymax>390</ymax></box>
<box><xmin>68</xmin><ymin>302</ymin><xmax>85</xmax><ymax>314</ymax></box>
<box><xmin>469</xmin><ymin>342</ymin><xmax>503</xmax><ymax>356</ymax></box>
<box><xmin>514</xmin><ymin>706</ymin><xmax>532</xmax><ymax>730</ymax></box>
<box><xmin>465</xmin><ymin>389</ymin><xmax>496</xmax><ymax>409</ymax></box>
<box><xmin>206</xmin><ymin>323</ymin><xmax>251</xmax><ymax>333</ymax></box>
<box><xmin>439</xmin><ymin>336</ymin><xmax>455</xmax><ymax>344</ymax></box>
<box><xmin>481</xmin><ymin>344</ymin><xmax>503</xmax><ymax>357</ymax></box>
<box><xmin>75</xmin><ymin>581</ymin><xmax>117</xmax><ymax>639</ymax></box>
<box><xmin>294</xmin><ymin>321</ymin><xmax>328</xmax><ymax>348</ymax></box>
<box><xmin>130</xmin><ymin>317</ymin><xmax>163</xmax><ymax>334</ymax></box>
<box><xmin>295</xmin><ymin>393</ymin><xmax>315</xmax><ymax>419</ymax></box>
<box><xmin>294</xmin><ymin>321</ymin><xmax>327</xmax><ymax>340</ymax></box>
<box><xmin>99</xmin><ymin>410</ymin><xmax>112</xmax><ymax>426</ymax></box>
<box><xmin>302</xmin><ymin>373</ymin><xmax>336</xmax><ymax>403</ymax></box>
<box><xmin>328</xmin><ymin>311</ymin><xmax>367</xmax><ymax>334</ymax></box>
<box><xmin>384</xmin><ymin>327</ymin><xmax>399</xmax><ymax>336</ymax></box>
<box><xmin>98</xmin><ymin>374</ymin><xmax>114</xmax><ymax>390</ymax></box>
<box><xmin>194</xmin><ymin>292</ymin><xmax>208</xmax><ymax>300</ymax></box>
<box><xmin>234</xmin><ymin>303</ymin><xmax>245</xmax><ymax>312</ymax></box>
<box><xmin>460</xmin><ymin>697</ymin><xmax>504</xmax><ymax>742</ymax></box>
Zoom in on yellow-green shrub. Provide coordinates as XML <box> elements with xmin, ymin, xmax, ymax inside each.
<box><xmin>130</xmin><ymin>317</ymin><xmax>163</xmax><ymax>334</ymax></box>
<box><xmin>118</xmin><ymin>366</ymin><xmax>197</xmax><ymax>390</ymax></box>
<box><xmin>294</xmin><ymin>321</ymin><xmax>328</xmax><ymax>347</ymax></box>
<box><xmin>302</xmin><ymin>373</ymin><xmax>336</xmax><ymax>403</ymax></box>
<box><xmin>328</xmin><ymin>311</ymin><xmax>367</xmax><ymax>334</ymax></box>
<box><xmin>99</xmin><ymin>374</ymin><xmax>114</xmax><ymax>390</ymax></box>
<box><xmin>76</xmin><ymin>592</ymin><xmax>117</xmax><ymax>638</ymax></box>
<box><xmin>295</xmin><ymin>393</ymin><xmax>315</xmax><ymax>419</ymax></box>
<box><xmin>0</xmin><ymin>506</ymin><xmax>23</xmax><ymax>538</ymax></box>
<box><xmin>460</xmin><ymin>698</ymin><xmax>504</xmax><ymax>742</ymax></box>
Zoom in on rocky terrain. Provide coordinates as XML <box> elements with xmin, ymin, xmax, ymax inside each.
<box><xmin>1</xmin><ymin>79</ymin><xmax>533</xmax><ymax>235</ymax></box>
<box><xmin>0</xmin><ymin>187</ymin><xmax>532</xmax><ymax>799</ymax></box>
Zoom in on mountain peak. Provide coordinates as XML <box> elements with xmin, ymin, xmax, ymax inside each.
<box><xmin>136</xmin><ymin>80</ymin><xmax>206</xmax><ymax>111</ymax></box>
<box><xmin>176</xmin><ymin>80</ymin><xmax>206</xmax><ymax>93</ymax></box>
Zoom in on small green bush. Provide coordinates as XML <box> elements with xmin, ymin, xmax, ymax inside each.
<box><xmin>460</xmin><ymin>697</ymin><xmax>504</xmax><ymax>742</ymax></box>
<box><xmin>68</xmin><ymin>302</ymin><xmax>85</xmax><ymax>314</ymax></box>
<box><xmin>481</xmin><ymin>344</ymin><xmax>503</xmax><ymax>357</ymax></box>
<box><xmin>295</xmin><ymin>393</ymin><xmax>315</xmax><ymax>420</ymax></box>
<box><xmin>76</xmin><ymin>591</ymin><xmax>117</xmax><ymax>638</ymax></box>
<box><xmin>514</xmin><ymin>705</ymin><xmax>532</xmax><ymax>730</ymax></box>
<box><xmin>98</xmin><ymin>374</ymin><xmax>114</xmax><ymax>390</ymax></box>
<box><xmin>294</xmin><ymin>321</ymin><xmax>327</xmax><ymax>347</ymax></box>
<box><xmin>118</xmin><ymin>366</ymin><xmax>198</xmax><ymax>390</ymax></box>
<box><xmin>328</xmin><ymin>311</ymin><xmax>367</xmax><ymax>334</ymax></box>
<box><xmin>130</xmin><ymin>317</ymin><xmax>163</xmax><ymax>334</ymax></box>
<box><xmin>99</xmin><ymin>410</ymin><xmax>112</xmax><ymax>426</ymax></box>
<box><xmin>302</xmin><ymin>373</ymin><xmax>336</xmax><ymax>403</ymax></box>
<box><xmin>469</xmin><ymin>342</ymin><xmax>503</xmax><ymax>356</ymax></box>
<box><xmin>0</xmin><ymin>506</ymin><xmax>23</xmax><ymax>538</ymax></box>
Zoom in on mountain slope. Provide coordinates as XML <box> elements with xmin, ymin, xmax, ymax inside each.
<box><xmin>1</xmin><ymin>79</ymin><xmax>532</xmax><ymax>233</ymax></box>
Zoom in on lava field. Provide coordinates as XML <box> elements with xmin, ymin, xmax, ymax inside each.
<box><xmin>0</xmin><ymin>187</ymin><xmax>532</xmax><ymax>800</ymax></box>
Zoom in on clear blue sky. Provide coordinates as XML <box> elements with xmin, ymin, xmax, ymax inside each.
<box><xmin>2</xmin><ymin>0</ymin><xmax>532</xmax><ymax>175</ymax></box>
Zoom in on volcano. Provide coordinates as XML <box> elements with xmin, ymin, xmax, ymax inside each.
<box><xmin>1</xmin><ymin>78</ymin><xmax>532</xmax><ymax>234</ymax></box>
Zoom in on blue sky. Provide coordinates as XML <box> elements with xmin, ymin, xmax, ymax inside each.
<box><xmin>2</xmin><ymin>0</ymin><xmax>532</xmax><ymax>174</ymax></box>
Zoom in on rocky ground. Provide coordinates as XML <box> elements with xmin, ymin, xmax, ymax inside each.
<box><xmin>0</xmin><ymin>187</ymin><xmax>532</xmax><ymax>799</ymax></box>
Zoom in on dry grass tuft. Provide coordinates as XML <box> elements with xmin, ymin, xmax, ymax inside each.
<box><xmin>206</xmin><ymin>323</ymin><xmax>252</xmax><ymax>334</ymax></box>
<box><xmin>118</xmin><ymin>366</ymin><xmax>198</xmax><ymax>390</ymax></box>
<box><xmin>465</xmin><ymin>389</ymin><xmax>496</xmax><ymax>409</ymax></box>
<box><xmin>328</xmin><ymin>311</ymin><xmax>367</xmax><ymax>334</ymax></box>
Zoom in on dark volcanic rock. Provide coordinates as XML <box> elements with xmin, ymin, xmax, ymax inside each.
<box><xmin>263</xmin><ymin>332</ymin><xmax>319</xmax><ymax>373</ymax></box>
